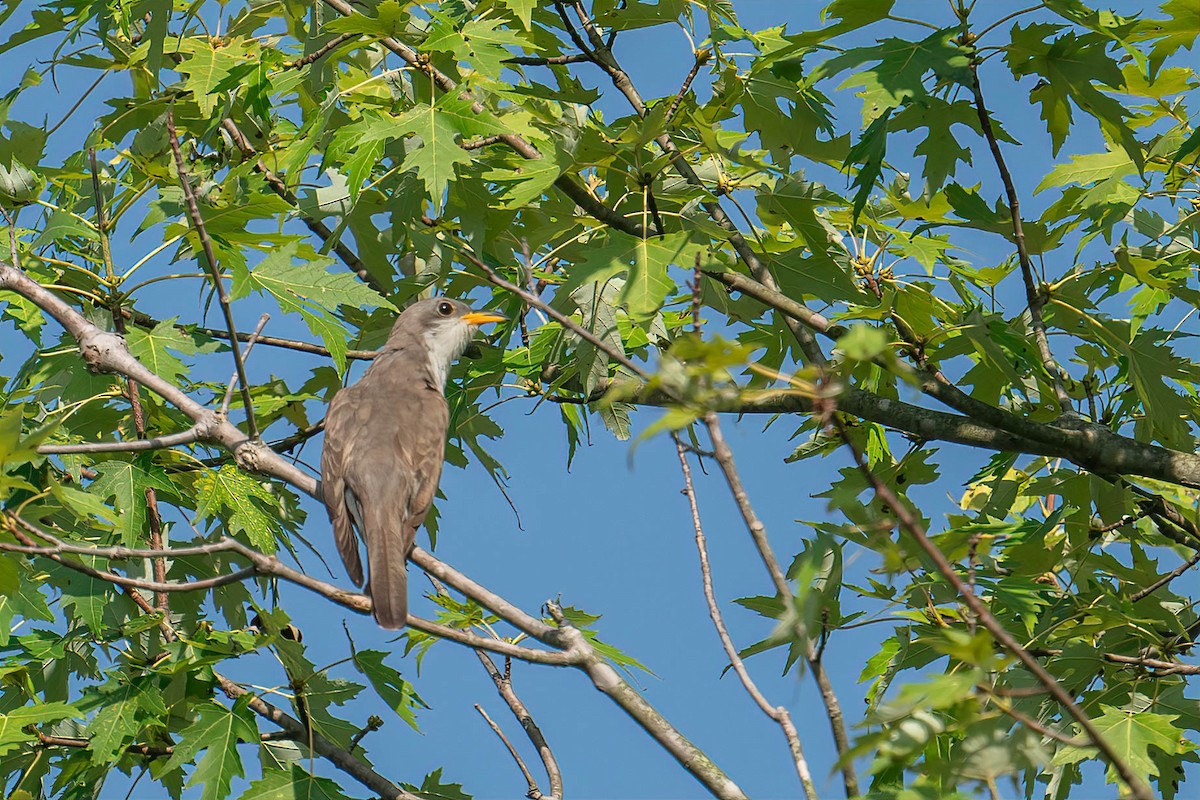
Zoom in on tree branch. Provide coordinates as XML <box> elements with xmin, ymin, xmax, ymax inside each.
<box><xmin>475</xmin><ymin>704</ymin><xmax>545</xmax><ymax>800</ymax></box>
<box><xmin>673</xmin><ymin>437</ymin><xmax>820</xmax><ymax>800</ymax></box>
<box><xmin>220</xmin><ymin>312</ymin><xmax>269</xmax><ymax>415</ymax></box>
<box><xmin>474</xmin><ymin>652</ymin><xmax>563</xmax><ymax>800</ymax></box>
<box><xmin>553</xmin><ymin>7</ymin><xmax>826</xmax><ymax>366</ymax></box>
<box><xmin>319</xmin><ymin>0</ymin><xmax>647</xmax><ymax>241</ymax></box>
<box><xmin>166</xmin><ymin>110</ymin><xmax>259</xmax><ymax>440</ymax></box>
<box><xmin>965</xmin><ymin>47</ymin><xmax>1071</xmax><ymax>409</ymax></box>
<box><xmin>219</xmin><ymin>118</ymin><xmax>384</xmax><ymax>292</ymax></box>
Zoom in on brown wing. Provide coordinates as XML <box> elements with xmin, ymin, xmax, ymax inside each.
<box><xmin>320</xmin><ymin>387</ymin><xmax>363</xmax><ymax>586</ymax></box>
<box><xmin>320</xmin><ymin>361</ymin><xmax>449</xmax><ymax>629</ymax></box>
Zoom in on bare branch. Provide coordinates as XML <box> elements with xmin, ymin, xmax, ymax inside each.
<box><xmin>505</xmin><ymin>53</ymin><xmax>590</xmax><ymax>66</ymax></box>
<box><xmin>475</xmin><ymin>651</ymin><xmax>563</xmax><ymax>800</ymax></box>
<box><xmin>287</xmin><ymin>32</ymin><xmax>360</xmax><ymax>68</ymax></box>
<box><xmin>38</xmin><ymin>427</ymin><xmax>203</xmax><ymax>454</ymax></box>
<box><xmin>673</xmin><ymin>437</ymin><xmax>820</xmax><ymax>800</ymax></box>
<box><xmin>663</xmin><ymin>49</ymin><xmax>711</xmax><ymax>128</ymax></box>
<box><xmin>702</xmin><ymin>415</ymin><xmax>790</xmax><ymax>598</ymax></box>
<box><xmin>475</xmin><ymin>704</ymin><xmax>545</xmax><ymax>800</ymax></box>
<box><xmin>1129</xmin><ymin>551</ymin><xmax>1200</xmax><ymax>603</ymax></box>
<box><xmin>542</xmin><ymin>602</ymin><xmax>749</xmax><ymax>800</ymax></box>
<box><xmin>221</xmin><ymin>312</ymin><xmax>270</xmax><ymax>415</ymax></box>
<box><xmin>166</xmin><ymin>110</ymin><xmax>259</xmax><ymax>439</ymax></box>
<box><xmin>694</xmin><ymin>418</ymin><xmax>858</xmax><ymax>795</ymax></box>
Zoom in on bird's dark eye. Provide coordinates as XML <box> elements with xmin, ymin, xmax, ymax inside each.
<box><xmin>437</xmin><ymin>301</ymin><xmax>453</xmax><ymax>317</ymax></box>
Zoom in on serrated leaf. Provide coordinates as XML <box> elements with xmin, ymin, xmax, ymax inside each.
<box><xmin>563</xmin><ymin>232</ymin><xmax>702</xmax><ymax>319</ymax></box>
<box><xmin>351</xmin><ymin>649</ymin><xmax>427</xmax><ymax>731</ymax></box>
<box><xmin>393</xmin><ymin>104</ymin><xmax>475</xmax><ymax>208</ymax></box>
<box><xmin>164</xmin><ymin>697</ymin><xmax>258</xmax><ymax>800</ymax></box>
<box><xmin>0</xmin><ymin>703</ymin><xmax>81</xmax><ymax>757</ymax></box>
<box><xmin>240</xmin><ymin>765</ymin><xmax>354</xmax><ymax>800</ymax></box>
<box><xmin>195</xmin><ymin>464</ymin><xmax>286</xmax><ymax>552</ymax></box>
<box><xmin>89</xmin><ymin>458</ymin><xmax>176</xmax><ymax>547</ymax></box>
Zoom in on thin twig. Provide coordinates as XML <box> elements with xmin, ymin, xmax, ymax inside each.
<box><xmin>1129</xmin><ymin>551</ymin><xmax>1200</xmax><ymax>603</ymax></box>
<box><xmin>90</xmin><ymin>149</ymin><xmax>170</xmax><ymax>614</ymax></box>
<box><xmin>702</xmin><ymin>414</ymin><xmax>790</xmax><ymax>598</ymax></box>
<box><xmin>475</xmin><ymin>651</ymin><xmax>563</xmax><ymax>800</ymax></box>
<box><xmin>449</xmin><ymin>244</ymin><xmax>650</xmax><ymax>382</ymax></box>
<box><xmin>287</xmin><ymin>32</ymin><xmax>359</xmax><ymax>68</ymax></box>
<box><xmin>976</xmin><ymin>686</ymin><xmax>1088</xmax><ymax>748</ymax></box>
<box><xmin>475</xmin><ymin>705</ymin><xmax>544</xmax><ymax>800</ymax></box>
<box><xmin>662</xmin><ymin>49</ymin><xmax>711</xmax><ymax>127</ymax></box>
<box><xmin>964</xmin><ymin>48</ymin><xmax>1070</xmax><ymax>409</ymax></box>
<box><xmin>220</xmin><ymin>118</ymin><xmax>381</xmax><ymax>291</ymax></box>
<box><xmin>166</xmin><ymin>110</ymin><xmax>259</xmax><ymax>439</ymax></box>
<box><xmin>556</xmin><ymin>4</ymin><xmax>827</xmax><ymax>367</ymax></box>
<box><xmin>221</xmin><ymin>313</ymin><xmax>270</xmax><ymax>415</ymax></box>
<box><xmin>505</xmin><ymin>53</ymin><xmax>590</xmax><ymax>66</ymax></box>
<box><xmin>3</xmin><ymin>512</ymin><xmax>575</xmax><ymax>667</ymax></box>
<box><xmin>37</xmin><ymin>427</ymin><xmax>203</xmax><ymax>454</ymax></box>
<box><xmin>673</xmin><ymin>437</ymin><xmax>819</xmax><ymax>800</ymax></box>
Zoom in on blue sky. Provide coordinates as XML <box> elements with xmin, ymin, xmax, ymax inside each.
<box><xmin>0</xmin><ymin>0</ymin><xmax>1183</xmax><ymax>798</ymax></box>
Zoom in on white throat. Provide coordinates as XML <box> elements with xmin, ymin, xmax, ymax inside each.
<box><xmin>422</xmin><ymin>323</ymin><xmax>473</xmax><ymax>391</ymax></box>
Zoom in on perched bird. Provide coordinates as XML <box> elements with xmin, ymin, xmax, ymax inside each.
<box><xmin>320</xmin><ymin>297</ymin><xmax>507</xmax><ymax>629</ymax></box>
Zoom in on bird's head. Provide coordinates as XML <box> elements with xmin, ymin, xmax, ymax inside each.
<box><xmin>388</xmin><ymin>297</ymin><xmax>507</xmax><ymax>388</ymax></box>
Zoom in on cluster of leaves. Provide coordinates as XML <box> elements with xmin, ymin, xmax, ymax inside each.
<box><xmin>0</xmin><ymin>0</ymin><xmax>1198</xmax><ymax>797</ymax></box>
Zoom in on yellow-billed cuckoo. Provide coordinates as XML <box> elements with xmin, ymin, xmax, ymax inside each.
<box><xmin>321</xmin><ymin>298</ymin><xmax>506</xmax><ymax>629</ymax></box>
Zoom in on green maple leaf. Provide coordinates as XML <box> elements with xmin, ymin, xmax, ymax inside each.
<box><xmin>164</xmin><ymin>697</ymin><xmax>258</xmax><ymax>800</ymax></box>
<box><xmin>1034</xmin><ymin>149</ymin><xmax>1138</xmax><ymax>193</ymax></box>
<box><xmin>844</xmin><ymin>109</ymin><xmax>891</xmax><ymax>221</ymax></box>
<box><xmin>1006</xmin><ymin>23</ymin><xmax>1142</xmax><ymax>167</ymax></box>
<box><xmin>89</xmin><ymin>457</ymin><xmax>177</xmax><ymax>547</ymax></box>
<box><xmin>819</xmin><ymin>28</ymin><xmax>972</xmax><ymax>120</ymax></box>
<box><xmin>84</xmin><ymin>680</ymin><xmax>162</xmax><ymax>762</ymax></box>
<box><xmin>124</xmin><ymin>317</ymin><xmax>196</xmax><ymax>381</ymax></box>
<box><xmin>891</xmin><ymin>97</ymin><xmax>1017</xmax><ymax>192</ymax></box>
<box><xmin>1055</xmin><ymin>706</ymin><xmax>1188</xmax><ymax>787</ymax></box>
<box><xmin>241</xmin><ymin>766</ymin><xmax>355</xmax><ymax>800</ymax></box>
<box><xmin>173</xmin><ymin>37</ymin><xmax>256</xmax><ymax>117</ymax></box>
<box><xmin>423</xmin><ymin>11</ymin><xmax>529</xmax><ymax>80</ymax></box>
<box><xmin>394</xmin><ymin>103</ymin><xmax>474</xmax><ymax>210</ymax></box>
<box><xmin>231</xmin><ymin>241</ymin><xmax>380</xmax><ymax>375</ymax></box>
<box><xmin>0</xmin><ymin>703</ymin><xmax>81</xmax><ymax>757</ymax></box>
<box><xmin>352</xmin><ymin>649</ymin><xmax>428</xmax><ymax>731</ymax></box>
<box><xmin>563</xmin><ymin>231</ymin><xmax>703</xmax><ymax>320</ymax></box>
<box><xmin>195</xmin><ymin>464</ymin><xmax>287</xmax><ymax>552</ymax></box>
